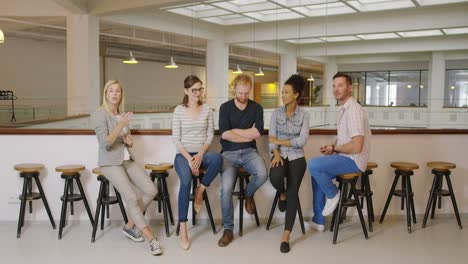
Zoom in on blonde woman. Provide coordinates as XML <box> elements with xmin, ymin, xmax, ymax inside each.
<box><xmin>172</xmin><ymin>75</ymin><xmax>222</xmax><ymax>249</ymax></box>
<box><xmin>91</xmin><ymin>80</ymin><xmax>162</xmax><ymax>256</ymax></box>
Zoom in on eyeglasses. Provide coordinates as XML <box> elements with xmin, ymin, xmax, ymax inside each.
<box><xmin>190</xmin><ymin>87</ymin><xmax>204</xmax><ymax>94</ymax></box>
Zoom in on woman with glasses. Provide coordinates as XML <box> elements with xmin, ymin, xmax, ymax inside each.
<box><xmin>172</xmin><ymin>75</ymin><xmax>222</xmax><ymax>250</ymax></box>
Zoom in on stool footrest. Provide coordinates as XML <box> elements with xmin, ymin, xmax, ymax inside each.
<box><xmin>356</xmin><ymin>190</ymin><xmax>373</xmax><ymax>197</ymax></box>
<box><xmin>101</xmin><ymin>196</ymin><xmax>118</xmax><ymax>205</ymax></box>
<box><xmin>60</xmin><ymin>194</ymin><xmax>83</xmax><ymax>202</ymax></box>
<box><xmin>19</xmin><ymin>192</ymin><xmax>42</xmax><ymax>201</ymax></box>
<box><xmin>434</xmin><ymin>190</ymin><xmax>451</xmax><ymax>196</ymax></box>
<box><xmin>393</xmin><ymin>190</ymin><xmax>414</xmax><ymax>198</ymax></box>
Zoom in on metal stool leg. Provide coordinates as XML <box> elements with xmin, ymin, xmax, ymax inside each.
<box><xmin>158</xmin><ymin>178</ymin><xmax>170</xmax><ymax>237</ymax></box>
<box><xmin>34</xmin><ymin>175</ymin><xmax>56</xmax><ymax>229</ymax></box>
<box><xmin>91</xmin><ymin>182</ymin><xmax>104</xmax><ymax>243</ymax></box>
<box><xmin>58</xmin><ymin>179</ymin><xmax>70</xmax><ymax>240</ymax></box>
<box><xmin>445</xmin><ymin>174</ymin><xmax>463</xmax><ymax>229</ymax></box>
<box><xmin>379</xmin><ymin>173</ymin><xmax>400</xmax><ymax>224</ymax></box>
<box><xmin>76</xmin><ymin>177</ymin><xmax>95</xmax><ymax>225</ymax></box>
<box><xmin>266</xmin><ymin>192</ymin><xmax>279</xmax><ymax>230</ymax></box>
<box><xmin>16</xmin><ymin>178</ymin><xmax>28</xmax><ymax>238</ymax></box>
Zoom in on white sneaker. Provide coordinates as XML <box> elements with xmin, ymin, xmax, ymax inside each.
<box><xmin>149</xmin><ymin>239</ymin><xmax>163</xmax><ymax>256</ymax></box>
<box><xmin>309</xmin><ymin>221</ymin><xmax>325</xmax><ymax>232</ymax></box>
<box><xmin>322</xmin><ymin>190</ymin><xmax>341</xmax><ymax>216</ymax></box>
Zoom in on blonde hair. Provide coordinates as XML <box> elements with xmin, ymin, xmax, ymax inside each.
<box><xmin>231</xmin><ymin>74</ymin><xmax>252</xmax><ymax>89</ymax></box>
<box><xmin>100</xmin><ymin>80</ymin><xmax>125</xmax><ymax>113</ymax></box>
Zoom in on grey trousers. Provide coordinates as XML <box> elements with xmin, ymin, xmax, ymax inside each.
<box><xmin>101</xmin><ymin>161</ymin><xmax>157</xmax><ymax>231</ymax></box>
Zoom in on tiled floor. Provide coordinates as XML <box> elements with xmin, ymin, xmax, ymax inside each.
<box><xmin>3</xmin><ymin>215</ymin><xmax>467</xmax><ymax>264</ymax></box>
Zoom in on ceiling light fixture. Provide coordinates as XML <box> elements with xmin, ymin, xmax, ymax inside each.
<box><xmin>122</xmin><ymin>28</ymin><xmax>138</xmax><ymax>64</ymax></box>
<box><xmin>122</xmin><ymin>50</ymin><xmax>138</xmax><ymax>64</ymax></box>
<box><xmin>165</xmin><ymin>33</ymin><xmax>178</xmax><ymax>69</ymax></box>
<box><xmin>0</xmin><ymin>29</ymin><xmax>4</xmax><ymax>43</ymax></box>
<box><xmin>255</xmin><ymin>67</ymin><xmax>265</xmax><ymax>76</ymax></box>
<box><xmin>233</xmin><ymin>64</ymin><xmax>243</xmax><ymax>74</ymax></box>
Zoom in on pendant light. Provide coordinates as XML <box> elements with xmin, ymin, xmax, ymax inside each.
<box><xmin>233</xmin><ymin>64</ymin><xmax>243</xmax><ymax>74</ymax></box>
<box><xmin>122</xmin><ymin>50</ymin><xmax>138</xmax><ymax>64</ymax></box>
<box><xmin>0</xmin><ymin>29</ymin><xmax>4</xmax><ymax>43</ymax></box>
<box><xmin>165</xmin><ymin>56</ymin><xmax>178</xmax><ymax>69</ymax></box>
<box><xmin>255</xmin><ymin>67</ymin><xmax>264</xmax><ymax>76</ymax></box>
<box><xmin>122</xmin><ymin>29</ymin><xmax>138</xmax><ymax>64</ymax></box>
<box><xmin>165</xmin><ymin>33</ymin><xmax>178</xmax><ymax>69</ymax></box>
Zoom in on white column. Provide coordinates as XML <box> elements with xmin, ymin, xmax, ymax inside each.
<box><xmin>206</xmin><ymin>38</ymin><xmax>229</xmax><ymax>110</ymax></box>
<box><xmin>66</xmin><ymin>14</ymin><xmax>100</xmax><ymax>115</ymax></box>
<box><xmin>428</xmin><ymin>52</ymin><xmax>445</xmax><ymax>128</ymax></box>
<box><xmin>278</xmin><ymin>53</ymin><xmax>297</xmax><ymax>106</ymax></box>
<box><xmin>324</xmin><ymin>57</ymin><xmax>338</xmax><ymax>106</ymax></box>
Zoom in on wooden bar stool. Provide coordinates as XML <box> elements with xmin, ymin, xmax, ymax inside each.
<box><xmin>175</xmin><ymin>168</ymin><xmax>217</xmax><ymax>236</ymax></box>
<box><xmin>232</xmin><ymin>168</ymin><xmax>260</xmax><ymax>237</ymax></box>
<box><xmin>358</xmin><ymin>162</ymin><xmax>377</xmax><ymax>232</ymax></box>
<box><xmin>145</xmin><ymin>163</ymin><xmax>175</xmax><ymax>237</ymax></box>
<box><xmin>330</xmin><ymin>172</ymin><xmax>368</xmax><ymax>244</ymax></box>
<box><xmin>379</xmin><ymin>162</ymin><xmax>419</xmax><ymax>233</ymax></box>
<box><xmin>265</xmin><ymin>191</ymin><xmax>306</xmax><ymax>234</ymax></box>
<box><xmin>341</xmin><ymin>162</ymin><xmax>378</xmax><ymax>232</ymax></box>
<box><xmin>56</xmin><ymin>165</ymin><xmax>94</xmax><ymax>239</ymax></box>
<box><xmin>15</xmin><ymin>163</ymin><xmax>56</xmax><ymax>238</ymax></box>
<box><xmin>422</xmin><ymin>162</ymin><xmax>462</xmax><ymax>229</ymax></box>
<box><xmin>91</xmin><ymin>167</ymin><xmax>129</xmax><ymax>242</ymax></box>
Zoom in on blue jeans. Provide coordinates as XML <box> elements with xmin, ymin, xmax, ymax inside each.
<box><xmin>174</xmin><ymin>152</ymin><xmax>223</xmax><ymax>223</ymax></box>
<box><xmin>220</xmin><ymin>148</ymin><xmax>268</xmax><ymax>230</ymax></box>
<box><xmin>308</xmin><ymin>154</ymin><xmax>361</xmax><ymax>225</ymax></box>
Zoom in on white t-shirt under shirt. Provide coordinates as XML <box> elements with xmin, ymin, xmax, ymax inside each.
<box><xmin>171</xmin><ymin>104</ymin><xmax>214</xmax><ymax>153</ymax></box>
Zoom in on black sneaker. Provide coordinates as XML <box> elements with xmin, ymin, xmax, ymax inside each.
<box><xmin>122</xmin><ymin>225</ymin><xmax>144</xmax><ymax>242</ymax></box>
<box><xmin>280</xmin><ymin>241</ymin><xmax>290</xmax><ymax>253</ymax></box>
<box><xmin>278</xmin><ymin>199</ymin><xmax>287</xmax><ymax>212</ymax></box>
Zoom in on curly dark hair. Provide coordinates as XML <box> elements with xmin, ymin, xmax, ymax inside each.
<box><xmin>284</xmin><ymin>74</ymin><xmax>306</xmax><ymax>101</ymax></box>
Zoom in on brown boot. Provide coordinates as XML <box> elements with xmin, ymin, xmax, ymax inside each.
<box><xmin>244</xmin><ymin>195</ymin><xmax>256</xmax><ymax>215</ymax></box>
<box><xmin>218</xmin><ymin>229</ymin><xmax>234</xmax><ymax>247</ymax></box>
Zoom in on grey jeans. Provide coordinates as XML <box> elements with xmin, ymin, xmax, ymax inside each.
<box><xmin>101</xmin><ymin>161</ymin><xmax>157</xmax><ymax>231</ymax></box>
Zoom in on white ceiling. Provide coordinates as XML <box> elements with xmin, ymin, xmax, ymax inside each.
<box><xmin>162</xmin><ymin>0</ymin><xmax>468</xmax><ymax>25</ymax></box>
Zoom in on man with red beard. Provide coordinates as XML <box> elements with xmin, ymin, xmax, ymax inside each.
<box><xmin>217</xmin><ymin>74</ymin><xmax>268</xmax><ymax>247</ymax></box>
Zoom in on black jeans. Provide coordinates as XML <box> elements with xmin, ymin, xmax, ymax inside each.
<box><xmin>269</xmin><ymin>156</ymin><xmax>306</xmax><ymax>231</ymax></box>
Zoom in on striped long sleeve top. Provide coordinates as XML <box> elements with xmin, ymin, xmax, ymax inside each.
<box><xmin>172</xmin><ymin>104</ymin><xmax>214</xmax><ymax>153</ymax></box>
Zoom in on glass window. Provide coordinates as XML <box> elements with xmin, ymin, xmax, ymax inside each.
<box><xmin>342</xmin><ymin>70</ymin><xmax>427</xmax><ymax>107</ymax></box>
<box><xmin>445</xmin><ymin>69</ymin><xmax>468</xmax><ymax>107</ymax></box>
<box><xmin>365</xmin><ymin>71</ymin><xmax>390</xmax><ymax>106</ymax></box>
<box><xmin>389</xmin><ymin>71</ymin><xmax>422</xmax><ymax>107</ymax></box>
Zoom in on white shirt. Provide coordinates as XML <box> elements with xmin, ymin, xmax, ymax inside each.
<box><xmin>336</xmin><ymin>97</ymin><xmax>371</xmax><ymax>172</ymax></box>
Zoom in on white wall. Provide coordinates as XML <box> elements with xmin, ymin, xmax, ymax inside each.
<box><xmin>105</xmin><ymin>57</ymin><xmax>206</xmax><ymax>110</ymax></box>
<box><xmin>0</xmin><ymin>36</ymin><xmax>67</xmax><ymax>107</ymax></box>
<box><xmin>1</xmin><ymin>134</ymin><xmax>467</xmax><ymax>225</ymax></box>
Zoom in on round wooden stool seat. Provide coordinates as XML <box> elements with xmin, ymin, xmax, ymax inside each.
<box><xmin>427</xmin><ymin>162</ymin><xmax>456</xmax><ymax>171</ymax></box>
<box><xmin>145</xmin><ymin>163</ymin><xmax>173</xmax><ymax>172</ymax></box>
<box><xmin>92</xmin><ymin>167</ymin><xmax>103</xmax><ymax>175</ymax></box>
<box><xmin>338</xmin><ymin>172</ymin><xmax>361</xmax><ymax>180</ymax></box>
<box><xmin>55</xmin><ymin>165</ymin><xmax>85</xmax><ymax>175</ymax></box>
<box><xmin>14</xmin><ymin>163</ymin><xmax>44</xmax><ymax>173</ymax></box>
<box><xmin>390</xmin><ymin>162</ymin><xmax>419</xmax><ymax>171</ymax></box>
<box><xmin>366</xmin><ymin>162</ymin><xmax>378</xmax><ymax>170</ymax></box>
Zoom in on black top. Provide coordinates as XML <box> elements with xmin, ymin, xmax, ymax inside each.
<box><xmin>219</xmin><ymin>99</ymin><xmax>264</xmax><ymax>152</ymax></box>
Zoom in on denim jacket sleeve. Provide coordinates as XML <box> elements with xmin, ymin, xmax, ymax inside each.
<box><xmin>268</xmin><ymin>109</ymin><xmax>279</xmax><ymax>153</ymax></box>
<box><xmin>290</xmin><ymin>111</ymin><xmax>310</xmax><ymax>149</ymax></box>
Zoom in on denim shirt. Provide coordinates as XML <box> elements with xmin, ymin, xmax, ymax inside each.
<box><xmin>269</xmin><ymin>106</ymin><xmax>310</xmax><ymax>161</ymax></box>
